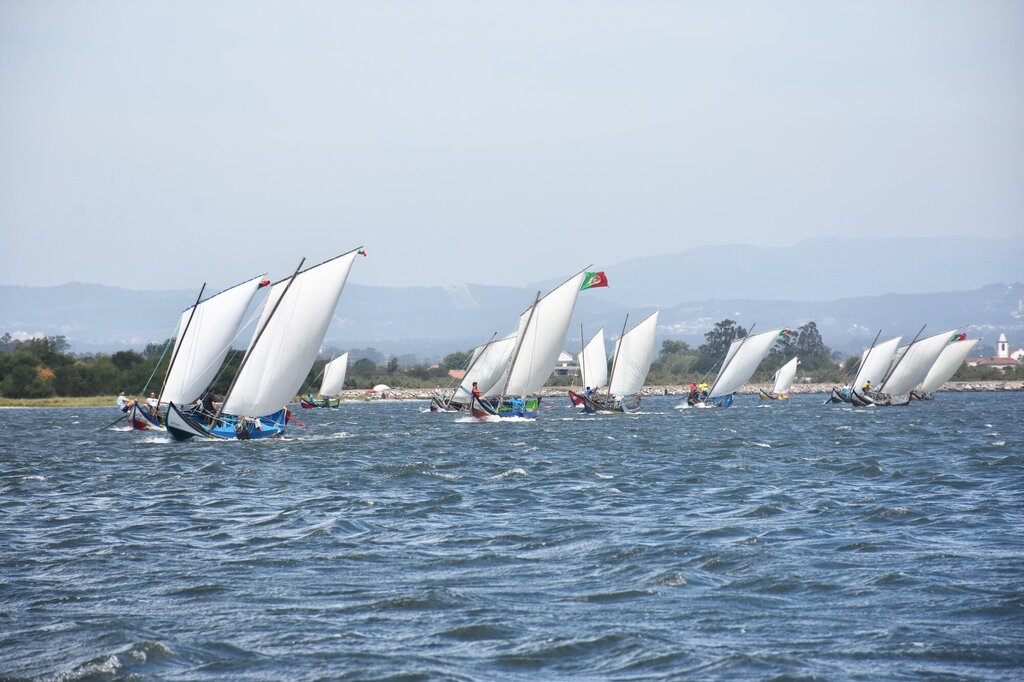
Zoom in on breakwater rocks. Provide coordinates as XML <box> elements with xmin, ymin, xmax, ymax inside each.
<box><xmin>337</xmin><ymin>381</ymin><xmax>1022</xmax><ymax>401</ymax></box>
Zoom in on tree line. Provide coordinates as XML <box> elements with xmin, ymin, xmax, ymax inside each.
<box><xmin>0</xmin><ymin>321</ymin><xmax>1012</xmax><ymax>399</ymax></box>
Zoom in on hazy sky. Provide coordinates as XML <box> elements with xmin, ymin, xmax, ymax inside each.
<box><xmin>2</xmin><ymin>1</ymin><xmax>1022</xmax><ymax>291</ymax></box>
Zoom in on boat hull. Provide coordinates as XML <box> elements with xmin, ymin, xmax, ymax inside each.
<box><xmin>299</xmin><ymin>397</ymin><xmax>339</xmax><ymax>409</ymax></box>
<box><xmin>430</xmin><ymin>396</ymin><xmax>465</xmax><ymax>412</ymax></box>
<box><xmin>759</xmin><ymin>389</ymin><xmax>790</xmax><ymax>401</ymax></box>
<box><xmin>166</xmin><ymin>402</ymin><xmax>288</xmax><ymax>441</ymax></box>
<box><xmin>471</xmin><ymin>397</ymin><xmax>539</xmax><ymax>419</ymax></box>
<box><xmin>828</xmin><ymin>387</ymin><xmax>852</xmax><ymax>404</ymax></box>
<box><xmin>128</xmin><ymin>402</ymin><xmax>164</xmax><ymax>430</ymax></box>
<box><xmin>568</xmin><ymin>390</ymin><xmax>641</xmax><ymax>413</ymax></box>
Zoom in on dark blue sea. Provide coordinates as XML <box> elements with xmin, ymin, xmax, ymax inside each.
<box><xmin>2</xmin><ymin>393</ymin><xmax>1022</xmax><ymax>681</ymax></box>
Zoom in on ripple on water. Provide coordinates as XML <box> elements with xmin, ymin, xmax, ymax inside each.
<box><xmin>1</xmin><ymin>395</ymin><xmax>1022</xmax><ymax>681</ymax></box>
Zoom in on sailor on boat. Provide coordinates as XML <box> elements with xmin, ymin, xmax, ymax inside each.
<box><xmin>117</xmin><ymin>390</ymin><xmax>133</xmax><ymax>413</ymax></box>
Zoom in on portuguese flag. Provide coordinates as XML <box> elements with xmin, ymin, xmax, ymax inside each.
<box><xmin>580</xmin><ymin>271</ymin><xmax>609</xmax><ymax>290</ymax></box>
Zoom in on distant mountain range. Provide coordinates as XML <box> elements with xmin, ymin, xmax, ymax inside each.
<box><xmin>2</xmin><ymin>237</ymin><xmax>1022</xmax><ymax>360</ymax></box>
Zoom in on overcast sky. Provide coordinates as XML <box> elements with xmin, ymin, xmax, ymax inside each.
<box><xmin>1</xmin><ymin>1</ymin><xmax>1022</xmax><ymax>291</ymax></box>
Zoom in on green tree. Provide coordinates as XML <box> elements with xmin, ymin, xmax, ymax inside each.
<box><xmin>386</xmin><ymin>357</ymin><xmax>399</xmax><ymax>374</ymax></box>
<box><xmin>660</xmin><ymin>339</ymin><xmax>690</xmax><ymax>355</ymax></box>
<box><xmin>443</xmin><ymin>350</ymin><xmax>472</xmax><ymax>370</ymax></box>
<box><xmin>694</xmin><ymin>320</ymin><xmax>747</xmax><ymax>374</ymax></box>
<box><xmin>794</xmin><ymin>321</ymin><xmax>833</xmax><ymax>371</ymax></box>
<box><xmin>351</xmin><ymin>358</ymin><xmax>376</xmax><ymax>376</ymax></box>
<box><xmin>0</xmin><ymin>353</ymin><xmax>55</xmax><ymax>398</ymax></box>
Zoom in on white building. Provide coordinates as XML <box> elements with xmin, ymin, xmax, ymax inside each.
<box><xmin>996</xmin><ymin>333</ymin><xmax>1009</xmax><ymax>358</ymax></box>
<box><xmin>966</xmin><ymin>332</ymin><xmax>1021</xmax><ymax>372</ymax></box>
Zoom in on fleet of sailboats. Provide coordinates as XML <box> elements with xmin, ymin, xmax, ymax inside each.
<box><xmin>112</xmin><ymin>254</ymin><xmax>990</xmax><ymax>436</ymax></box>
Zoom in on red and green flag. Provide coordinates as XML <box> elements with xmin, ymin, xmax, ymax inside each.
<box><xmin>580</xmin><ymin>271</ymin><xmax>609</xmax><ymax>290</ymax></box>
<box><xmin>950</xmin><ymin>332</ymin><xmax>967</xmax><ymax>342</ymax></box>
<box><xmin>358</xmin><ymin>249</ymin><xmax>368</xmax><ymax>257</ymax></box>
<box><xmin>779</xmin><ymin>329</ymin><xmax>794</xmax><ymax>336</ymax></box>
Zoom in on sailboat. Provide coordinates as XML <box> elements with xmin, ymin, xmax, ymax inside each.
<box><xmin>912</xmin><ymin>334</ymin><xmax>978</xmax><ymax>400</ymax></box>
<box><xmin>471</xmin><ymin>269</ymin><xmax>589</xmax><ymax>419</ymax></box>
<box><xmin>866</xmin><ymin>328</ymin><xmax>957</xmax><ymax>406</ymax></box>
<box><xmin>127</xmin><ymin>275</ymin><xmax>269</xmax><ymax>430</ymax></box>
<box><xmin>759</xmin><ymin>357</ymin><xmax>799</xmax><ymax>400</ymax></box>
<box><xmin>829</xmin><ymin>334</ymin><xmax>902</xmax><ymax>405</ymax></box>
<box><xmin>300</xmin><ymin>353</ymin><xmax>349</xmax><ymax>408</ymax></box>
<box><xmin>680</xmin><ymin>327</ymin><xmax>784</xmax><ymax>408</ymax></box>
<box><xmin>166</xmin><ymin>247</ymin><xmax>363</xmax><ymax>440</ymax></box>
<box><xmin>570</xmin><ymin>311</ymin><xmax>660</xmax><ymax>413</ymax></box>
<box><xmin>431</xmin><ymin>333</ymin><xmax>518</xmax><ymax>412</ymax></box>
<box><xmin>568</xmin><ymin>328</ymin><xmax>608</xmax><ymax>408</ymax></box>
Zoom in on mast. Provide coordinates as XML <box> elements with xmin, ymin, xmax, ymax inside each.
<box><xmin>607</xmin><ymin>314</ymin><xmax>629</xmax><ymax>400</ymax></box>
<box><xmin>706</xmin><ymin>322</ymin><xmax>757</xmax><ymax>399</ymax></box>
<box><xmin>156</xmin><ymin>282</ymin><xmax>206</xmax><ymax>406</ymax></box>
<box><xmin>216</xmin><ymin>258</ymin><xmax>306</xmax><ymax>421</ymax></box>
<box><xmin>499</xmin><ymin>291</ymin><xmax>542</xmax><ymax>405</ymax></box>
<box><xmin>578</xmin><ymin>323</ymin><xmax>585</xmax><ymax>390</ymax></box>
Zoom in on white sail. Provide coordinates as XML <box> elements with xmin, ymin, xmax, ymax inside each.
<box><xmin>578</xmin><ymin>329</ymin><xmax>608</xmax><ymax>390</ymax></box>
<box><xmin>771</xmin><ymin>357</ymin><xmax>799</xmax><ymax>395</ymax></box>
<box><xmin>608</xmin><ymin>311</ymin><xmax>659</xmax><ymax>397</ymax></box>
<box><xmin>853</xmin><ymin>336</ymin><xmax>902</xmax><ymax>388</ymax></box>
<box><xmin>318</xmin><ymin>353</ymin><xmax>349</xmax><ymax>397</ymax></box>
<box><xmin>504</xmin><ymin>270</ymin><xmax>588</xmax><ymax>396</ymax></box>
<box><xmin>708</xmin><ymin>328</ymin><xmax>781</xmax><ymax>399</ymax></box>
<box><xmin>462</xmin><ymin>333</ymin><xmax>517</xmax><ymax>398</ymax></box>
<box><xmin>917</xmin><ymin>338</ymin><xmax>978</xmax><ymax>395</ymax></box>
<box><xmin>222</xmin><ymin>249</ymin><xmax>360</xmax><ymax>417</ymax></box>
<box><xmin>161</xmin><ymin>276</ymin><xmax>265</xmax><ymax>405</ymax></box>
<box><xmin>879</xmin><ymin>329</ymin><xmax>957</xmax><ymax>397</ymax></box>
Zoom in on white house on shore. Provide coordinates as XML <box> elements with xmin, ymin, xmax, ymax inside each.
<box><xmin>966</xmin><ymin>333</ymin><xmax>1022</xmax><ymax>371</ymax></box>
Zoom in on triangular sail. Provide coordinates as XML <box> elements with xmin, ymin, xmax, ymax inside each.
<box><xmin>223</xmin><ymin>249</ymin><xmax>360</xmax><ymax>417</ymax></box>
<box><xmin>160</xmin><ymin>275</ymin><xmax>265</xmax><ymax>405</ymax></box>
<box><xmin>463</xmin><ymin>333</ymin><xmax>517</xmax><ymax>398</ymax></box>
<box><xmin>578</xmin><ymin>329</ymin><xmax>608</xmax><ymax>390</ymax></box>
<box><xmin>917</xmin><ymin>338</ymin><xmax>978</xmax><ymax>395</ymax></box>
<box><xmin>318</xmin><ymin>352</ymin><xmax>349</xmax><ymax>397</ymax></box>
<box><xmin>608</xmin><ymin>311</ymin><xmax>659</xmax><ymax>397</ymax></box>
<box><xmin>504</xmin><ymin>270</ymin><xmax>588</xmax><ymax>396</ymax></box>
<box><xmin>708</xmin><ymin>329</ymin><xmax>781</xmax><ymax>399</ymax></box>
<box><xmin>771</xmin><ymin>357</ymin><xmax>799</xmax><ymax>395</ymax></box>
<box><xmin>879</xmin><ymin>329</ymin><xmax>957</xmax><ymax>397</ymax></box>
<box><xmin>853</xmin><ymin>336</ymin><xmax>902</xmax><ymax>388</ymax></box>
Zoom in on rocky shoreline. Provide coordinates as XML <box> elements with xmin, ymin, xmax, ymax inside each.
<box><xmin>341</xmin><ymin>381</ymin><xmax>1024</xmax><ymax>401</ymax></box>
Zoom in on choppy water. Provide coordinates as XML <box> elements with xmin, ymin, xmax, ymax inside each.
<box><xmin>1</xmin><ymin>393</ymin><xmax>1022</xmax><ymax>681</ymax></box>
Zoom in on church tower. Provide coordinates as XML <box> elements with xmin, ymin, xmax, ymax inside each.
<box><xmin>996</xmin><ymin>333</ymin><xmax>1009</xmax><ymax>358</ymax></box>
